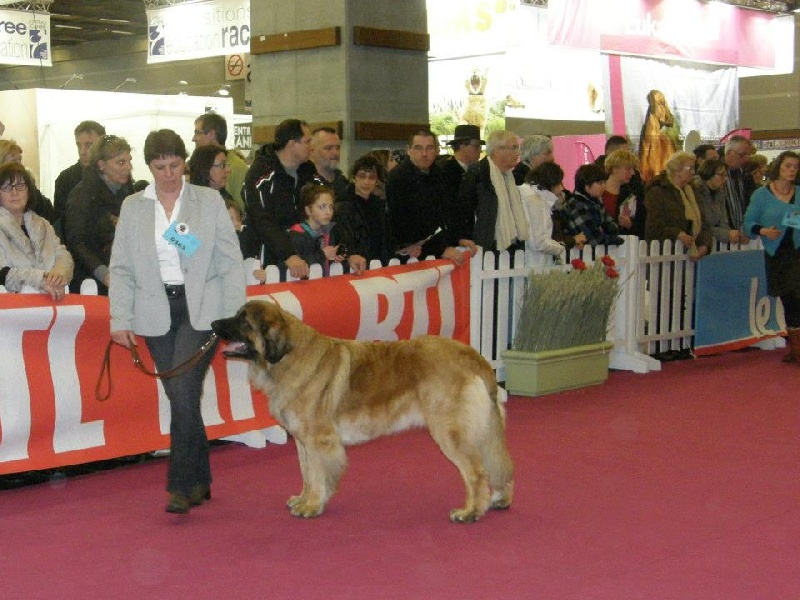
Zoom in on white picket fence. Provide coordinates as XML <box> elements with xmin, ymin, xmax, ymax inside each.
<box><xmin>468</xmin><ymin>236</ymin><xmax>780</xmax><ymax>380</ymax></box>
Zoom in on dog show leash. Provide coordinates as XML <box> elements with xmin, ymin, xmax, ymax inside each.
<box><xmin>95</xmin><ymin>333</ymin><xmax>218</xmax><ymax>401</ymax></box>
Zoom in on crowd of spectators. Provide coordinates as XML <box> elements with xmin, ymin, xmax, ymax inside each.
<box><xmin>0</xmin><ymin>118</ymin><xmax>792</xmax><ymax>295</ymax></box>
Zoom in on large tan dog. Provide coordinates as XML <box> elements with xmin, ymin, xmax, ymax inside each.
<box><xmin>211</xmin><ymin>300</ymin><xmax>514</xmax><ymax>523</ymax></box>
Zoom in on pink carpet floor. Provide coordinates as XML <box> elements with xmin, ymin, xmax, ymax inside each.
<box><xmin>2</xmin><ymin>349</ymin><xmax>799</xmax><ymax>599</ymax></box>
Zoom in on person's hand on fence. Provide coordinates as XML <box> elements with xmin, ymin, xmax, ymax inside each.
<box><xmin>285</xmin><ymin>255</ymin><xmax>310</xmax><ymax>279</ymax></box>
<box><xmin>677</xmin><ymin>232</ymin><xmax>694</xmax><ymax>247</ymax></box>
<box><xmin>457</xmin><ymin>239</ymin><xmax>478</xmax><ymax>257</ymax></box>
<box><xmin>442</xmin><ymin>246</ymin><xmax>468</xmax><ymax>265</ymax></box>
<box><xmin>347</xmin><ymin>254</ymin><xmax>367</xmax><ymax>275</ymax></box>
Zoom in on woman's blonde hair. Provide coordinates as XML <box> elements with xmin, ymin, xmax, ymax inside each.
<box><xmin>89</xmin><ymin>135</ymin><xmax>131</xmax><ymax>168</ymax></box>
<box><xmin>604</xmin><ymin>149</ymin><xmax>639</xmax><ymax>173</ymax></box>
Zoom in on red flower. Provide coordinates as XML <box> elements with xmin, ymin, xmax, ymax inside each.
<box><xmin>571</xmin><ymin>259</ymin><xmax>587</xmax><ymax>271</ymax></box>
<box><xmin>606</xmin><ymin>267</ymin><xmax>619</xmax><ymax>278</ymax></box>
<box><xmin>600</xmin><ymin>255</ymin><xmax>615</xmax><ymax>267</ymax></box>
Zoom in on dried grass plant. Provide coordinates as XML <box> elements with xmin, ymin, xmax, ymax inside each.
<box><xmin>512</xmin><ymin>256</ymin><xmax>619</xmax><ymax>353</ymax></box>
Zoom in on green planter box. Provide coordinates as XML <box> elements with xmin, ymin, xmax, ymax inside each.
<box><xmin>501</xmin><ymin>341</ymin><xmax>614</xmax><ymax>397</ymax></box>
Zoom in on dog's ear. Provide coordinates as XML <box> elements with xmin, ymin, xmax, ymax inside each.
<box><xmin>261</xmin><ymin>310</ymin><xmax>293</xmax><ymax>364</ymax></box>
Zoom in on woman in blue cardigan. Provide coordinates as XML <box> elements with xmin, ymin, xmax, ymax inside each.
<box><xmin>744</xmin><ymin>150</ymin><xmax>800</xmax><ymax>364</ymax></box>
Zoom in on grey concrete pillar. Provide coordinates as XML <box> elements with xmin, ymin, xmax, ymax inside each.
<box><xmin>249</xmin><ymin>0</ymin><xmax>429</xmax><ymax>167</ymax></box>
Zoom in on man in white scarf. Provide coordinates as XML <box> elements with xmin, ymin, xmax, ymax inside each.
<box><xmin>458</xmin><ymin>130</ymin><xmax>529</xmax><ymax>253</ymax></box>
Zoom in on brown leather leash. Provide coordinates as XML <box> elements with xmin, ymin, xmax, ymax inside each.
<box><xmin>95</xmin><ymin>334</ymin><xmax>218</xmax><ymax>401</ymax></box>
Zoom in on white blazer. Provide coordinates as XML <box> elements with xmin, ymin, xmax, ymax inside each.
<box><xmin>109</xmin><ymin>184</ymin><xmax>246</xmax><ymax>335</ymax></box>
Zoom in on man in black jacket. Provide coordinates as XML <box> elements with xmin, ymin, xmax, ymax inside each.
<box><xmin>386</xmin><ymin>128</ymin><xmax>474</xmax><ymax>264</ymax></box>
<box><xmin>53</xmin><ymin>120</ymin><xmax>105</xmax><ymax>236</ymax></box>
<box><xmin>243</xmin><ymin>119</ymin><xmax>317</xmax><ymax>278</ymax></box>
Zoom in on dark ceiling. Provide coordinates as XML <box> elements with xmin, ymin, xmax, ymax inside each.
<box><xmin>47</xmin><ymin>0</ymin><xmax>148</xmax><ymax>48</ymax></box>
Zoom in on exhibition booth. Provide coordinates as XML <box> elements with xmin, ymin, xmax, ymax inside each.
<box><xmin>0</xmin><ymin>88</ymin><xmax>236</xmax><ymax>200</ymax></box>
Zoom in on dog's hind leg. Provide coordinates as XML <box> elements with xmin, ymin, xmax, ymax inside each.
<box><xmin>287</xmin><ymin>429</ymin><xmax>346</xmax><ymax>518</ymax></box>
<box><xmin>482</xmin><ymin>409</ymin><xmax>514</xmax><ymax>511</ymax></box>
<box><xmin>428</xmin><ymin>423</ymin><xmax>490</xmax><ymax>523</ymax></box>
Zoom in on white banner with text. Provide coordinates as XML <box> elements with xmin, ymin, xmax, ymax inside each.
<box><xmin>147</xmin><ymin>0</ymin><xmax>250</xmax><ymax>64</ymax></box>
<box><xmin>0</xmin><ymin>8</ymin><xmax>51</xmax><ymax>67</ymax></box>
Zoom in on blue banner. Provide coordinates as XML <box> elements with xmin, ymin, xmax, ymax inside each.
<box><xmin>694</xmin><ymin>250</ymin><xmax>785</xmax><ymax>355</ymax></box>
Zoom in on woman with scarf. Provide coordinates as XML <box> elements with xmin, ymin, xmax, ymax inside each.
<box><xmin>65</xmin><ymin>135</ymin><xmax>135</xmax><ymax>294</ymax></box>
<box><xmin>518</xmin><ymin>161</ymin><xmax>567</xmax><ymax>267</ymax></box>
<box><xmin>644</xmin><ymin>151</ymin><xmax>712</xmax><ymax>261</ymax></box>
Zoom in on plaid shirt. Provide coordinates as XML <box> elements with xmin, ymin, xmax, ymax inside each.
<box><xmin>559</xmin><ymin>192</ymin><xmax>623</xmax><ymax>246</ymax></box>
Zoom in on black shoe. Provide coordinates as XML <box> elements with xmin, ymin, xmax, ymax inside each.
<box><xmin>189</xmin><ymin>485</ymin><xmax>211</xmax><ymax>506</ymax></box>
<box><xmin>166</xmin><ymin>492</ymin><xmax>190</xmax><ymax>514</ymax></box>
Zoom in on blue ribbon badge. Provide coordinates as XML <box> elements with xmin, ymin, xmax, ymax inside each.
<box><xmin>782</xmin><ymin>208</ymin><xmax>800</xmax><ymax>230</ymax></box>
<box><xmin>163</xmin><ymin>222</ymin><xmax>200</xmax><ymax>257</ymax></box>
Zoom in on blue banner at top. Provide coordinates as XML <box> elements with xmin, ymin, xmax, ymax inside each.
<box><xmin>694</xmin><ymin>249</ymin><xmax>785</xmax><ymax>355</ymax></box>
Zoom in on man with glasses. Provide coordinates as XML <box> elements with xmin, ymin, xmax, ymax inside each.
<box><xmin>243</xmin><ymin>118</ymin><xmax>316</xmax><ymax>278</ymax></box>
<box><xmin>458</xmin><ymin>130</ymin><xmax>528</xmax><ymax>254</ymax></box>
<box><xmin>722</xmin><ymin>135</ymin><xmax>752</xmax><ymax>242</ymax></box>
<box><xmin>192</xmin><ymin>112</ymin><xmax>247</xmax><ymax>215</ymax></box>
<box><xmin>386</xmin><ymin>128</ymin><xmax>472</xmax><ymax>263</ymax></box>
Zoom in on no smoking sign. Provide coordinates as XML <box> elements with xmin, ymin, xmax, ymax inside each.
<box><xmin>225</xmin><ymin>53</ymin><xmax>247</xmax><ymax>81</ymax></box>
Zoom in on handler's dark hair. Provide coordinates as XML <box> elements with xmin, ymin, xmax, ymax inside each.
<box><xmin>144</xmin><ymin>129</ymin><xmax>188</xmax><ymax>163</ymax></box>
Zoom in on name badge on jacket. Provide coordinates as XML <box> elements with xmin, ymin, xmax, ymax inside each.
<box><xmin>782</xmin><ymin>209</ymin><xmax>800</xmax><ymax>230</ymax></box>
<box><xmin>163</xmin><ymin>222</ymin><xmax>200</xmax><ymax>256</ymax></box>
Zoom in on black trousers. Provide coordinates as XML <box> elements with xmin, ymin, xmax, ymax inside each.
<box><xmin>144</xmin><ymin>292</ymin><xmax>218</xmax><ymax>496</ymax></box>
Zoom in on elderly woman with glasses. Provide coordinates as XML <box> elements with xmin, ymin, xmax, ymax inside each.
<box><xmin>645</xmin><ymin>151</ymin><xmax>712</xmax><ymax>261</ymax></box>
<box><xmin>0</xmin><ymin>162</ymin><xmax>73</xmax><ymax>300</ymax></box>
<box><xmin>65</xmin><ymin>134</ymin><xmax>135</xmax><ymax>294</ymax></box>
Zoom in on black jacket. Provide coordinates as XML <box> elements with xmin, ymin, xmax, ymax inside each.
<box><xmin>385</xmin><ymin>159</ymin><xmax>458</xmax><ymax>258</ymax></box>
<box><xmin>242</xmin><ymin>144</ymin><xmax>317</xmax><ymax>266</ymax></box>
<box><xmin>53</xmin><ymin>161</ymin><xmax>84</xmax><ymax>235</ymax></box>
<box><xmin>333</xmin><ymin>185</ymin><xmax>390</xmax><ymax>265</ymax></box>
<box><xmin>65</xmin><ymin>167</ymin><xmax>134</xmax><ymax>294</ymax></box>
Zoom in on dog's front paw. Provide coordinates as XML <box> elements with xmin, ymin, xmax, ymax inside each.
<box><xmin>448</xmin><ymin>508</ymin><xmax>483</xmax><ymax>524</ymax></box>
<box><xmin>287</xmin><ymin>496</ymin><xmax>323</xmax><ymax>518</ymax></box>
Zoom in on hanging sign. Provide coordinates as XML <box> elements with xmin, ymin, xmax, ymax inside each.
<box><xmin>147</xmin><ymin>0</ymin><xmax>250</xmax><ymax>64</ymax></box>
<box><xmin>0</xmin><ymin>8</ymin><xmax>51</xmax><ymax>67</ymax></box>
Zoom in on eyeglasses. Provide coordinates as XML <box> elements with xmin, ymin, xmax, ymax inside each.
<box><xmin>193</xmin><ymin>129</ymin><xmax>209</xmax><ymax>136</ymax></box>
<box><xmin>0</xmin><ymin>182</ymin><xmax>28</xmax><ymax>193</ymax></box>
<box><xmin>411</xmin><ymin>144</ymin><xmax>438</xmax><ymax>153</ymax></box>
<box><xmin>497</xmin><ymin>144</ymin><xmax>520</xmax><ymax>152</ymax></box>
<box><xmin>211</xmin><ymin>161</ymin><xmax>228</xmax><ymax>169</ymax></box>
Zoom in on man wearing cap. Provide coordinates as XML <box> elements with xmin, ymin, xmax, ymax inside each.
<box><xmin>439</xmin><ymin>125</ymin><xmax>484</xmax><ymax>241</ymax></box>
<box><xmin>440</xmin><ymin>124</ymin><xmax>484</xmax><ymax>199</ymax></box>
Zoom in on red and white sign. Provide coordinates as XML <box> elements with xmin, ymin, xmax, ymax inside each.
<box><xmin>0</xmin><ymin>260</ymin><xmax>470</xmax><ymax>475</ymax></box>
<box><xmin>548</xmin><ymin>0</ymin><xmax>785</xmax><ymax>69</ymax></box>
